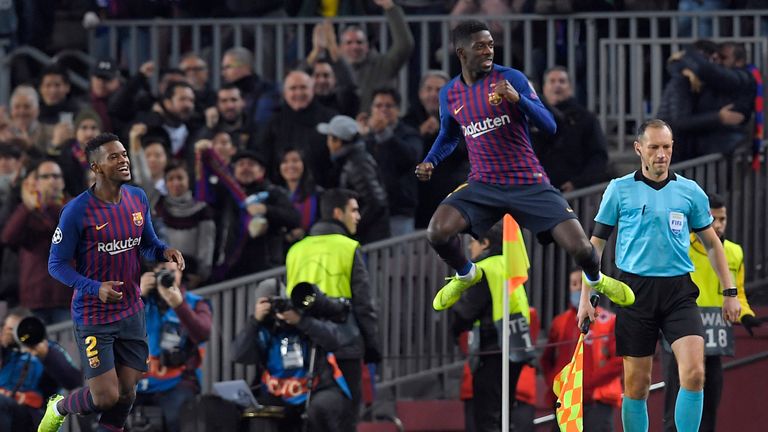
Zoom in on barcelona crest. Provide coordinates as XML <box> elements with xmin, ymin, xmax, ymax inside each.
<box><xmin>132</xmin><ymin>212</ymin><xmax>144</xmax><ymax>227</ymax></box>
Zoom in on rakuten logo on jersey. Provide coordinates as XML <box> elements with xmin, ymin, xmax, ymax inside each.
<box><xmin>461</xmin><ymin>114</ymin><xmax>511</xmax><ymax>139</ymax></box>
<box><xmin>97</xmin><ymin>237</ymin><xmax>142</xmax><ymax>255</ymax></box>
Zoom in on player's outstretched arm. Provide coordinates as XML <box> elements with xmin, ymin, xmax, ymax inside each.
<box><xmin>422</xmin><ymin>88</ymin><xmax>461</xmax><ymax>168</ymax></box>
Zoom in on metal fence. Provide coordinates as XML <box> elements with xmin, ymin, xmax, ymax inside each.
<box><xmin>75</xmin><ymin>10</ymin><xmax>768</xmax><ymax>144</ymax></box>
<box><xmin>47</xmin><ymin>150</ymin><xmax>768</xmax><ymax>403</ymax></box>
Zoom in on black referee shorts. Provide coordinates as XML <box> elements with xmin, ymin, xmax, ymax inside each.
<box><xmin>615</xmin><ymin>272</ymin><xmax>704</xmax><ymax>357</ymax></box>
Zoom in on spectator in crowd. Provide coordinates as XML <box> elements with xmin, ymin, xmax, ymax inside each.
<box><xmin>663</xmin><ymin>193</ymin><xmax>761</xmax><ymax>432</ymax></box>
<box><xmin>311</xmin><ymin>59</ymin><xmax>359</xmax><ymax>117</ymax></box>
<box><xmin>37</xmin><ymin>64</ymin><xmax>80</xmax><ymax>128</ymax></box>
<box><xmin>533</xmin><ymin>66</ymin><xmax>609</xmax><ymax>192</ymax></box>
<box><xmin>154</xmin><ymin>160</ymin><xmax>216</xmax><ymax>288</ymax></box>
<box><xmin>677</xmin><ymin>0</ymin><xmax>726</xmax><ymax>38</ymax></box>
<box><xmin>656</xmin><ymin>40</ymin><xmax>719</xmax><ymax>162</ymax></box>
<box><xmin>276</xmin><ymin>148</ymin><xmax>323</xmax><ymax>245</ymax></box>
<box><xmin>541</xmin><ymin>268</ymin><xmax>623</xmax><ymax>432</ymax></box>
<box><xmin>232</xmin><ymin>280</ymin><xmax>355</xmax><ymax>432</ymax></box>
<box><xmin>360</xmin><ymin>87</ymin><xmax>421</xmax><ymax>236</ymax></box>
<box><xmin>286</xmin><ymin>188</ymin><xmax>383</xmax><ymax>427</ymax></box>
<box><xmin>0</xmin><ymin>142</ymin><xmax>24</xmax><ymax>306</ymax></box>
<box><xmin>208</xmin><ymin>150</ymin><xmax>300</xmax><ymax>279</ymax></box>
<box><xmin>674</xmin><ymin>42</ymin><xmax>756</xmax><ymax>157</ymax></box>
<box><xmin>8</xmin><ymin>85</ymin><xmax>47</xmax><ymax>152</ymax></box>
<box><xmin>220</xmin><ymin>46</ymin><xmax>280</xmax><ymax>127</ymax></box>
<box><xmin>179</xmin><ymin>53</ymin><xmax>216</xmax><ymax>115</ymax></box>
<box><xmin>319</xmin><ymin>115</ymin><xmax>390</xmax><ymax>244</ymax></box>
<box><xmin>88</xmin><ymin>57</ymin><xmax>123</xmax><ymax>134</ymax></box>
<box><xmin>107</xmin><ymin>61</ymin><xmax>167</xmax><ymax>132</ymax></box>
<box><xmin>304</xmin><ymin>21</ymin><xmax>359</xmax><ymax>117</ymax></box>
<box><xmin>201</xmin><ymin>84</ymin><xmax>256</xmax><ymax>150</ymax></box>
<box><xmin>1</xmin><ymin>160</ymin><xmax>71</xmax><ymax>325</ymax></box>
<box><xmin>256</xmin><ymin>70</ymin><xmax>337</xmax><ymax>187</ymax></box>
<box><xmin>55</xmin><ymin>109</ymin><xmax>101</xmax><ymax>197</ymax></box>
<box><xmin>136</xmin><ymin>81</ymin><xmax>199</xmax><ymax>165</ymax></box>
<box><xmin>0</xmin><ymin>307</ymin><xmax>82</xmax><ymax>432</ymax></box>
<box><xmin>137</xmin><ymin>262</ymin><xmax>212</xmax><ymax>432</ymax></box>
<box><xmin>129</xmin><ymin>123</ymin><xmax>170</xmax><ymax>207</ymax></box>
<box><xmin>403</xmin><ymin>70</ymin><xmax>469</xmax><ymax>229</ymax></box>
<box><xmin>450</xmin><ymin>221</ymin><xmax>533</xmax><ymax>432</ymax></box>
<box><xmin>339</xmin><ymin>0</ymin><xmax>414</xmax><ymax>111</ymax></box>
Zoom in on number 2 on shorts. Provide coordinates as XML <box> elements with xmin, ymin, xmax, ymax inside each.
<box><xmin>85</xmin><ymin>336</ymin><xmax>99</xmax><ymax>358</ymax></box>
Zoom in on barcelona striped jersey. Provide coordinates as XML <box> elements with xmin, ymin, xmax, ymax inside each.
<box><xmin>48</xmin><ymin>185</ymin><xmax>168</xmax><ymax>325</ymax></box>
<box><xmin>424</xmin><ymin>64</ymin><xmax>556</xmax><ymax>185</ymax></box>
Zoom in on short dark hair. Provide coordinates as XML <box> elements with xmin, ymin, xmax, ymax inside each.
<box><xmin>478</xmin><ymin>221</ymin><xmax>504</xmax><ymax>256</ymax></box>
<box><xmin>39</xmin><ymin>63</ymin><xmax>70</xmax><ymax>85</ymax></box>
<box><xmin>636</xmin><ymin>118</ymin><xmax>672</xmax><ymax>142</ymax></box>
<box><xmin>543</xmin><ymin>65</ymin><xmax>570</xmax><ymax>83</ymax></box>
<box><xmin>452</xmin><ymin>20</ymin><xmax>490</xmax><ymax>49</ymax></box>
<box><xmin>162</xmin><ymin>81</ymin><xmax>194</xmax><ymax>101</ymax></box>
<box><xmin>371</xmin><ymin>87</ymin><xmax>401</xmax><ymax>106</ymax></box>
<box><xmin>707</xmin><ymin>192</ymin><xmax>726</xmax><ymax>209</ymax></box>
<box><xmin>85</xmin><ymin>133</ymin><xmax>120</xmax><ymax>162</ymax></box>
<box><xmin>692</xmin><ymin>39</ymin><xmax>719</xmax><ymax>57</ymax></box>
<box><xmin>218</xmin><ymin>82</ymin><xmax>241</xmax><ymax>95</ymax></box>
<box><xmin>320</xmin><ymin>188</ymin><xmax>357</xmax><ymax>220</ymax></box>
<box><xmin>164</xmin><ymin>159</ymin><xmax>189</xmax><ymax>177</ymax></box>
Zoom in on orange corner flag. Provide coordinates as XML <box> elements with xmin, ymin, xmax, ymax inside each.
<box><xmin>552</xmin><ymin>334</ymin><xmax>585</xmax><ymax>431</ymax></box>
<box><xmin>502</xmin><ymin>214</ymin><xmax>530</xmax><ymax>290</ymax></box>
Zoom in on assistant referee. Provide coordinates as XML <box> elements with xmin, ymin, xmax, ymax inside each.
<box><xmin>577</xmin><ymin>119</ymin><xmax>740</xmax><ymax>432</ymax></box>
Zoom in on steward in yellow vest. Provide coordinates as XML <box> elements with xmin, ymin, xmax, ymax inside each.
<box><xmin>449</xmin><ymin>221</ymin><xmax>533</xmax><ymax>432</ymax></box>
<box><xmin>284</xmin><ymin>188</ymin><xmax>382</xmax><ymax>427</ymax></box>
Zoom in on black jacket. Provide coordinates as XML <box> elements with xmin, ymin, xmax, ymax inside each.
<box><xmin>331</xmin><ymin>141</ymin><xmax>390</xmax><ymax>244</ymax></box>
<box><xmin>532</xmin><ymin>98</ymin><xmax>609</xmax><ymax>189</ymax></box>
<box><xmin>255</xmin><ymin>100</ymin><xmax>337</xmax><ymax>188</ymax></box>
<box><xmin>305</xmin><ymin>220</ymin><xmax>382</xmax><ymax>361</ymax></box>
<box><xmin>677</xmin><ymin>49</ymin><xmax>756</xmax><ymax>156</ymax></box>
<box><xmin>364</xmin><ymin>122</ymin><xmax>422</xmax><ymax>218</ymax></box>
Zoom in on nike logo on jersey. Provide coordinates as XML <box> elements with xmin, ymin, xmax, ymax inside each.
<box><xmin>95</xmin><ymin>222</ymin><xmax>109</xmax><ymax>231</ymax></box>
<box><xmin>453</xmin><ymin>105</ymin><xmax>464</xmax><ymax>115</ymax></box>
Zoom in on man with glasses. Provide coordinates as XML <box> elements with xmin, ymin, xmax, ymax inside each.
<box><xmin>179</xmin><ymin>53</ymin><xmax>216</xmax><ymax>117</ymax></box>
<box><xmin>1</xmin><ymin>160</ymin><xmax>71</xmax><ymax>324</ymax></box>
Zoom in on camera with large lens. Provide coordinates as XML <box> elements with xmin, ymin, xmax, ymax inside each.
<box><xmin>156</xmin><ymin>269</ymin><xmax>175</xmax><ymax>288</ymax></box>
<box><xmin>290</xmin><ymin>282</ymin><xmax>351</xmax><ymax>323</ymax></box>
<box><xmin>269</xmin><ymin>296</ymin><xmax>293</xmax><ymax>314</ymax></box>
<box><xmin>13</xmin><ymin>316</ymin><xmax>47</xmax><ymax>348</ymax></box>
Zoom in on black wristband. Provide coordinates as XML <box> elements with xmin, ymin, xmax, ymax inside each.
<box><xmin>722</xmin><ymin>288</ymin><xmax>738</xmax><ymax>297</ymax></box>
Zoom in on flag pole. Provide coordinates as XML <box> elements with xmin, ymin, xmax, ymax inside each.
<box><xmin>502</xmin><ymin>276</ymin><xmax>510</xmax><ymax>432</ymax></box>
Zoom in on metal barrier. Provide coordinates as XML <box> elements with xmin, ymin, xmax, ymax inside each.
<box><xmin>46</xmin><ymin>150</ymin><xmax>768</xmax><ymax>400</ymax></box>
<box><xmin>74</xmin><ymin>10</ymin><xmax>768</xmax><ymax>142</ymax></box>
<box><xmin>599</xmin><ymin>36</ymin><xmax>768</xmax><ymax>150</ymax></box>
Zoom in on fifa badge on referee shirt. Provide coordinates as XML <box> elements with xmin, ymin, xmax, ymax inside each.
<box><xmin>132</xmin><ymin>212</ymin><xmax>144</xmax><ymax>227</ymax></box>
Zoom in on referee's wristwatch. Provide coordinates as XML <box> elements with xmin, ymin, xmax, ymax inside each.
<box><xmin>722</xmin><ymin>287</ymin><xmax>738</xmax><ymax>297</ymax></box>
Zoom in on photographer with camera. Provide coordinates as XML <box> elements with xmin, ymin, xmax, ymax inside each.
<box><xmin>137</xmin><ymin>262</ymin><xmax>212</xmax><ymax>432</ymax></box>
<box><xmin>232</xmin><ymin>280</ymin><xmax>355</xmax><ymax>432</ymax></box>
<box><xmin>285</xmin><ymin>188</ymin><xmax>383</xmax><ymax>425</ymax></box>
<box><xmin>0</xmin><ymin>307</ymin><xmax>81</xmax><ymax>431</ymax></box>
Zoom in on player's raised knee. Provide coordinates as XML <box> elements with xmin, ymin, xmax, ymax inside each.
<box><xmin>427</xmin><ymin>219</ymin><xmax>453</xmax><ymax>245</ymax></box>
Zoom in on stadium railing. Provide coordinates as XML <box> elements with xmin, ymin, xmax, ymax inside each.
<box><xmin>77</xmin><ymin>9</ymin><xmax>768</xmax><ymax>147</ymax></box>
<box><xmin>47</xmin><ymin>149</ymin><xmax>768</xmax><ymax>402</ymax></box>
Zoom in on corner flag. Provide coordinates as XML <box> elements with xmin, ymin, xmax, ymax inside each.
<box><xmin>502</xmin><ymin>214</ymin><xmax>529</xmax><ymax>288</ymax></box>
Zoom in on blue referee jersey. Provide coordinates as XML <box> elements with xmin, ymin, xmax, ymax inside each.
<box><xmin>594</xmin><ymin>171</ymin><xmax>713</xmax><ymax>277</ymax></box>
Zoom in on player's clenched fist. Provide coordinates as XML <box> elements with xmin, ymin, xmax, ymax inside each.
<box><xmin>99</xmin><ymin>281</ymin><xmax>124</xmax><ymax>304</ymax></box>
<box><xmin>415</xmin><ymin>162</ymin><xmax>434</xmax><ymax>181</ymax></box>
<box><xmin>490</xmin><ymin>80</ymin><xmax>520</xmax><ymax>103</ymax></box>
